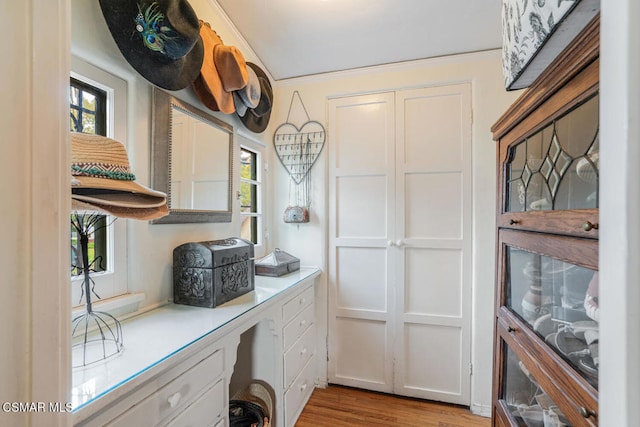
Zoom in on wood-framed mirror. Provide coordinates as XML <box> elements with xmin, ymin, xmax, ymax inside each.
<box><xmin>150</xmin><ymin>88</ymin><xmax>233</xmax><ymax>224</ymax></box>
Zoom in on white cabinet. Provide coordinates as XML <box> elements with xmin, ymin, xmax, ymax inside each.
<box><xmin>72</xmin><ymin>268</ymin><xmax>321</xmax><ymax>427</ymax></box>
<box><xmin>327</xmin><ymin>86</ymin><xmax>473</xmax><ymax>405</ymax></box>
<box><xmin>281</xmin><ymin>286</ymin><xmax>316</xmax><ymax>427</ymax></box>
<box><xmin>78</xmin><ymin>345</ymin><xmax>227</xmax><ymax>427</ymax></box>
<box><xmin>165</xmin><ymin>380</ymin><xmax>225</xmax><ymax>427</ymax></box>
<box><xmin>284</xmin><ymin>357</ymin><xmax>315</xmax><ymax>427</ymax></box>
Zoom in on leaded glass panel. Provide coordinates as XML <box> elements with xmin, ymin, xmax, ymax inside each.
<box><xmin>506</xmin><ymin>95</ymin><xmax>599</xmax><ymax>212</ymax></box>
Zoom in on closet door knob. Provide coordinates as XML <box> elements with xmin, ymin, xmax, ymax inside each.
<box><xmin>387</xmin><ymin>240</ymin><xmax>396</xmax><ymax>247</ymax></box>
<box><xmin>396</xmin><ymin>239</ymin><xmax>405</xmax><ymax>247</ymax></box>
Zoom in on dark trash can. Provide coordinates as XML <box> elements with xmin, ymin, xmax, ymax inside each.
<box><xmin>229</xmin><ymin>382</ymin><xmax>273</xmax><ymax>427</ymax></box>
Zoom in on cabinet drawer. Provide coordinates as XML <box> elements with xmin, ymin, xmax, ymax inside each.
<box><xmin>106</xmin><ymin>348</ymin><xmax>225</xmax><ymax>426</ymax></box>
<box><xmin>283</xmin><ymin>302</ymin><xmax>314</xmax><ymax>350</ymax></box>
<box><xmin>165</xmin><ymin>379</ymin><xmax>225</xmax><ymax>427</ymax></box>
<box><xmin>284</xmin><ymin>325</ymin><xmax>315</xmax><ymax>389</ymax></box>
<box><xmin>283</xmin><ymin>286</ymin><xmax>313</xmax><ymax>324</ymax></box>
<box><xmin>284</xmin><ymin>356</ymin><xmax>315</xmax><ymax>427</ymax></box>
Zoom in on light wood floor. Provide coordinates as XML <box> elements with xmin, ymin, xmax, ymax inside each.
<box><xmin>295</xmin><ymin>385</ymin><xmax>491</xmax><ymax>427</ymax></box>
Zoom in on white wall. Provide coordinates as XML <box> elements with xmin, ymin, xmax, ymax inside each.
<box><xmin>269</xmin><ymin>52</ymin><xmax>521</xmax><ymax>413</ymax></box>
<box><xmin>600</xmin><ymin>1</ymin><xmax>640</xmax><ymax>425</ymax></box>
<box><xmin>1</xmin><ymin>1</ymin><xmax>71</xmax><ymax>426</ymax></box>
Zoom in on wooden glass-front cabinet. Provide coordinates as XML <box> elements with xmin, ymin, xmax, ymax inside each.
<box><xmin>491</xmin><ymin>15</ymin><xmax>600</xmax><ymax>427</ymax></box>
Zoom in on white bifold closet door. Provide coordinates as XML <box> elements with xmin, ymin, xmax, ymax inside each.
<box><xmin>327</xmin><ymin>83</ymin><xmax>472</xmax><ymax>406</ymax></box>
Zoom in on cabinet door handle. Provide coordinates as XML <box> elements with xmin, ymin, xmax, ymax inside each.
<box><xmin>167</xmin><ymin>391</ymin><xmax>182</xmax><ymax>408</ymax></box>
<box><xmin>579</xmin><ymin>407</ymin><xmax>597</xmax><ymax>419</ymax></box>
<box><xmin>396</xmin><ymin>239</ymin><xmax>405</xmax><ymax>247</ymax></box>
<box><xmin>582</xmin><ymin>221</ymin><xmax>599</xmax><ymax>231</ymax></box>
<box><xmin>300</xmin><ymin>347</ymin><xmax>308</xmax><ymax>356</ymax></box>
<box><xmin>300</xmin><ymin>319</ymin><xmax>307</xmax><ymax>328</ymax></box>
<box><xmin>300</xmin><ymin>382</ymin><xmax>308</xmax><ymax>392</ymax></box>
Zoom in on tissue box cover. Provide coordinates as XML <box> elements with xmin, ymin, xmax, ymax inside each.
<box><xmin>255</xmin><ymin>248</ymin><xmax>300</xmax><ymax>277</ymax></box>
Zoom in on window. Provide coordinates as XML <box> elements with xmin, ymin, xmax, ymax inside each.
<box><xmin>70</xmin><ymin>78</ymin><xmax>108</xmax><ymax>279</ymax></box>
<box><xmin>70</xmin><ymin>78</ymin><xmax>107</xmax><ymax>135</ymax></box>
<box><xmin>70</xmin><ymin>60</ymin><xmax>128</xmax><ymax>307</ymax></box>
<box><xmin>240</xmin><ymin>146</ymin><xmax>263</xmax><ymax>249</ymax></box>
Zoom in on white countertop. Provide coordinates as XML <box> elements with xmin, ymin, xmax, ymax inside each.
<box><xmin>71</xmin><ymin>267</ymin><xmax>320</xmax><ymax>412</ymax></box>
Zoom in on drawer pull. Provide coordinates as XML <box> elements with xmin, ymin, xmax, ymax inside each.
<box><xmin>300</xmin><ymin>297</ymin><xmax>307</xmax><ymax>305</ymax></box>
<box><xmin>300</xmin><ymin>382</ymin><xmax>308</xmax><ymax>392</ymax></box>
<box><xmin>579</xmin><ymin>407</ymin><xmax>597</xmax><ymax>419</ymax></box>
<box><xmin>167</xmin><ymin>391</ymin><xmax>182</xmax><ymax>408</ymax></box>
<box><xmin>300</xmin><ymin>319</ymin><xmax>308</xmax><ymax>328</ymax></box>
<box><xmin>300</xmin><ymin>347</ymin><xmax>308</xmax><ymax>356</ymax></box>
<box><xmin>507</xmin><ymin>326</ymin><xmax>516</xmax><ymax>333</ymax></box>
<box><xmin>509</xmin><ymin>219</ymin><xmax>519</xmax><ymax>225</ymax></box>
<box><xmin>582</xmin><ymin>221</ymin><xmax>599</xmax><ymax>231</ymax></box>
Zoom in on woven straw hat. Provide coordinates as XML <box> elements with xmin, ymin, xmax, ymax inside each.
<box><xmin>71</xmin><ymin>197</ymin><xmax>169</xmax><ymax>221</ymax></box>
<box><xmin>192</xmin><ymin>21</ymin><xmax>249</xmax><ymax>114</ymax></box>
<box><xmin>71</xmin><ymin>132</ymin><xmax>168</xmax><ymax>220</ymax></box>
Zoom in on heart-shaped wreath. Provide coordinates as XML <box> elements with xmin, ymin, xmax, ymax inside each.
<box><xmin>273</xmin><ymin>120</ymin><xmax>325</xmax><ymax>184</ymax></box>
<box><xmin>273</xmin><ymin>91</ymin><xmax>326</xmax><ymax>223</ymax></box>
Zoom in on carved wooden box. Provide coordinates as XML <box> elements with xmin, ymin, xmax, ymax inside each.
<box><xmin>173</xmin><ymin>238</ymin><xmax>255</xmax><ymax>308</ymax></box>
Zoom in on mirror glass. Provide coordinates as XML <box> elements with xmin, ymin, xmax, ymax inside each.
<box><xmin>151</xmin><ymin>88</ymin><xmax>233</xmax><ymax>223</ymax></box>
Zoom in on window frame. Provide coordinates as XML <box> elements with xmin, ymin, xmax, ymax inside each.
<box><xmin>238</xmin><ymin>136</ymin><xmax>266</xmax><ymax>258</ymax></box>
<box><xmin>70</xmin><ymin>58</ymin><xmax>128</xmax><ymax>308</ymax></box>
<box><xmin>70</xmin><ymin>77</ymin><xmax>107</xmax><ymax>136</ymax></box>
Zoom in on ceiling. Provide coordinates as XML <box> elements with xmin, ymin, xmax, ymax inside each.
<box><xmin>214</xmin><ymin>0</ymin><xmax>504</xmax><ymax>81</ymax></box>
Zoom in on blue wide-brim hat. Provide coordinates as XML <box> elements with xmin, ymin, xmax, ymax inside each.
<box><xmin>99</xmin><ymin>0</ymin><xmax>204</xmax><ymax>91</ymax></box>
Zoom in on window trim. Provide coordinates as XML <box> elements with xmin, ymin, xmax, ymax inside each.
<box><xmin>238</xmin><ymin>135</ymin><xmax>267</xmax><ymax>258</ymax></box>
<box><xmin>70</xmin><ymin>57</ymin><xmax>129</xmax><ymax>308</ymax></box>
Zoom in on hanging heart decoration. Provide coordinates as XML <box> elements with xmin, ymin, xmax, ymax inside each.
<box><xmin>273</xmin><ymin>120</ymin><xmax>325</xmax><ymax>184</ymax></box>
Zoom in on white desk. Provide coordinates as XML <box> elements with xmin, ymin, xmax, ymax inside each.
<box><xmin>72</xmin><ymin>266</ymin><xmax>320</xmax><ymax>427</ymax></box>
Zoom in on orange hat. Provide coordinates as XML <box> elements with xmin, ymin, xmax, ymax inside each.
<box><xmin>192</xmin><ymin>21</ymin><xmax>249</xmax><ymax>114</ymax></box>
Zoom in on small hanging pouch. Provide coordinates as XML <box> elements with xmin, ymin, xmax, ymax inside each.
<box><xmin>283</xmin><ymin>205</ymin><xmax>309</xmax><ymax>223</ymax></box>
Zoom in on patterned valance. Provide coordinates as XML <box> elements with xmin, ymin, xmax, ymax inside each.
<box><xmin>502</xmin><ymin>0</ymin><xmax>599</xmax><ymax>90</ymax></box>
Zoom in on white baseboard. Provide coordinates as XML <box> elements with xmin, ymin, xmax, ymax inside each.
<box><xmin>471</xmin><ymin>402</ymin><xmax>492</xmax><ymax>418</ymax></box>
